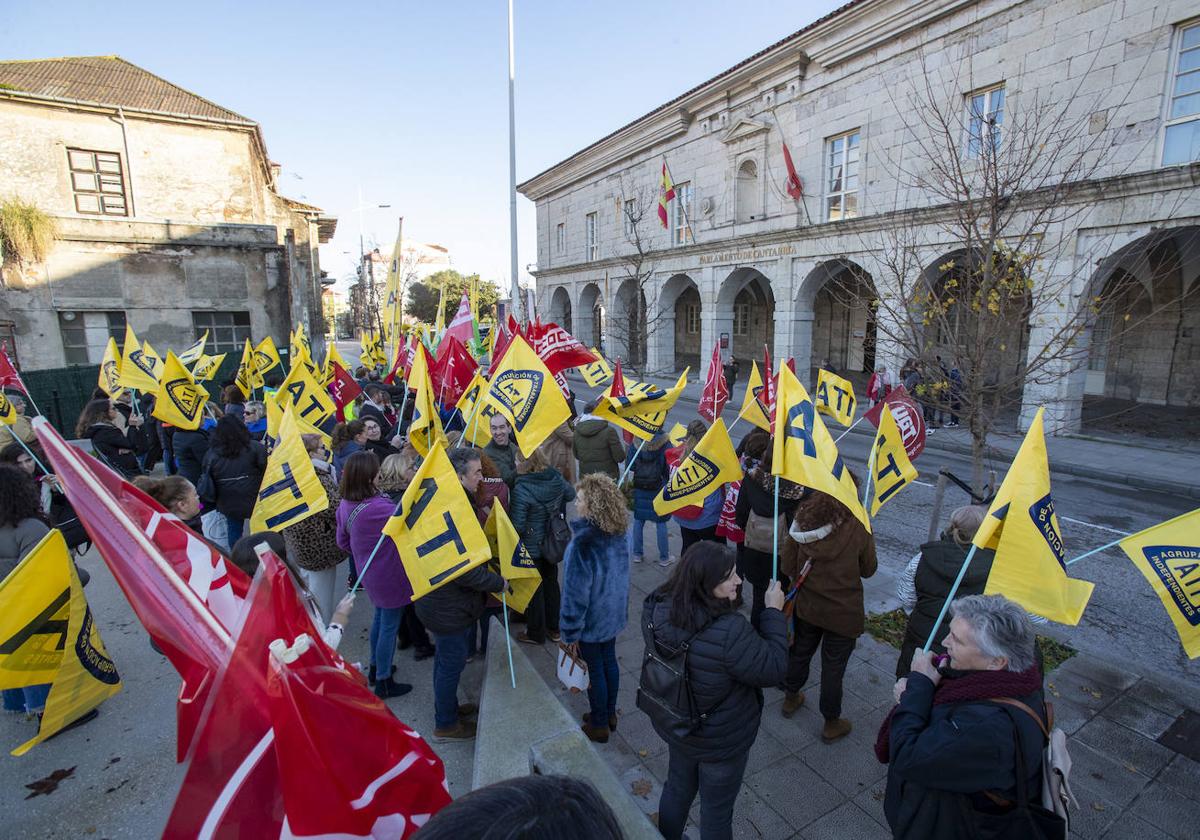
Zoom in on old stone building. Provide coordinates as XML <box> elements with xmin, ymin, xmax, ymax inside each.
<box><xmin>518</xmin><ymin>0</ymin><xmax>1200</xmax><ymax>434</ymax></box>
<box><xmin>0</xmin><ymin>56</ymin><xmax>336</xmax><ymax>370</ymax></box>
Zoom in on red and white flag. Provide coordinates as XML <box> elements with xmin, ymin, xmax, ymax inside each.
<box><xmin>782</xmin><ymin>142</ymin><xmax>803</xmax><ymax>200</ymax></box>
<box><xmin>431</xmin><ymin>334</ymin><xmax>478</xmax><ymax>408</ymax></box>
<box><xmin>0</xmin><ymin>343</ymin><xmax>27</xmax><ymax>393</ymax></box>
<box><xmin>698</xmin><ymin>343</ymin><xmax>729</xmax><ymax>423</ymax></box>
<box><xmin>608</xmin><ymin>358</ymin><xmax>634</xmax><ymax>445</ymax></box>
<box><xmin>442</xmin><ymin>292</ymin><xmax>474</xmax><ymax>348</ymax></box>
<box><xmin>529</xmin><ymin>320</ymin><xmax>596</xmax><ymax>377</ymax></box>
<box><xmin>329</xmin><ymin>362</ymin><xmax>364</xmax><ymax>421</ymax></box>
<box><xmin>715</xmin><ymin>479</ymin><xmax>744</xmax><ymax>543</ymax></box>
<box><xmin>491</xmin><ymin>313</ymin><xmax>520</xmax><ymax>369</ymax></box>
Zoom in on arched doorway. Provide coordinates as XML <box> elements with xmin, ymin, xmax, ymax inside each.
<box><xmin>657</xmin><ymin>273</ymin><xmax>700</xmax><ymax>372</ymax></box>
<box><xmin>805</xmin><ymin>260</ymin><xmax>878</xmax><ymax>385</ymax></box>
<box><xmin>718</xmin><ymin>267</ymin><xmax>774</xmax><ymax>366</ymax></box>
<box><xmin>549</xmin><ymin>286</ymin><xmax>572</xmax><ymax>335</ymax></box>
<box><xmin>578</xmin><ymin>282</ymin><xmax>602</xmax><ymax>351</ymax></box>
<box><xmin>612</xmin><ymin>278</ymin><xmax>647</xmax><ymax>369</ymax></box>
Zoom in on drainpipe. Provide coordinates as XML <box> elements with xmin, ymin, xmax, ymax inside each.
<box><xmin>116</xmin><ymin>107</ymin><xmax>136</xmax><ymax>218</ymax></box>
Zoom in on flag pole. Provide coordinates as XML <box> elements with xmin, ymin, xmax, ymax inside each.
<box><xmin>1064</xmin><ymin>535</ymin><xmax>1126</xmax><ymax>566</ymax></box>
<box><xmin>502</xmin><ymin>591</ymin><xmax>516</xmax><ymax>688</ymax></box>
<box><xmin>506</xmin><ymin>0</ymin><xmax>521</xmax><ymax>318</ymax></box>
<box><xmin>347</xmin><ymin>497</ymin><xmax>407</xmax><ymax>598</ymax></box>
<box><xmin>861</xmin><ymin>434</ymin><xmax>879</xmax><ymax>511</ymax></box>
<box><xmin>458</xmin><ymin>401</ymin><xmax>482</xmax><ymax>448</ymax></box>
<box><xmin>11</xmin><ymin>434</ymin><xmax>51</xmax><ymax>476</ymax></box>
<box><xmin>835</xmin><ymin>415</ymin><xmax>864</xmax><ymax>443</ymax></box>
<box><xmin>771</xmin><ymin>474</ymin><xmax>781</xmax><ymax>581</ymax></box>
<box><xmin>923</xmin><ymin>544</ymin><xmax>978</xmax><ymax>650</ymax></box>
<box><xmin>618</xmin><ymin>438</ymin><xmax>648</xmax><ymax>486</ymax></box>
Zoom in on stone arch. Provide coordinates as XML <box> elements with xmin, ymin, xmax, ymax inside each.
<box><xmin>796</xmin><ymin>259</ymin><xmax>878</xmax><ymax>385</ymax></box>
<box><xmin>718</xmin><ymin>267</ymin><xmax>774</xmax><ymax>365</ymax></box>
<box><xmin>612</xmin><ymin>277</ymin><xmax>647</xmax><ymax>369</ymax></box>
<box><xmin>657</xmin><ymin>273</ymin><xmax>701</xmax><ymax>372</ymax></box>
<box><xmin>548</xmin><ymin>286</ymin><xmax>572</xmax><ymax>335</ymax></box>
<box><xmin>578</xmin><ymin>282</ymin><xmax>603</xmax><ymax>351</ymax></box>
<box><xmin>736</xmin><ymin>159</ymin><xmax>759</xmax><ymax>223</ymax></box>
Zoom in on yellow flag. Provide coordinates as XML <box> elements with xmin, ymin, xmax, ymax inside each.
<box><xmin>152</xmin><ymin>351</ymin><xmax>209</xmax><ymax>430</ymax></box>
<box><xmin>738</xmin><ymin>361</ymin><xmax>772</xmax><ymax>432</ymax></box>
<box><xmin>277</xmin><ymin>355</ymin><xmax>337</xmax><ymax>439</ymax></box>
<box><xmin>605</xmin><ymin>370</ymin><xmax>689</xmax><ymax>416</ymax></box>
<box><xmin>383</xmin><ymin>441</ymin><xmax>492</xmax><ymax>600</ymax></box>
<box><xmin>456</xmin><ymin>372</ymin><xmax>494</xmax><ymax>446</ymax></box>
<box><xmin>254</xmin><ymin>336</ymin><xmax>282</xmax><ymax>377</ymax></box>
<box><xmin>1118</xmin><ymin>509</ymin><xmax>1200</xmax><ymax>658</ymax></box>
<box><xmin>373</xmin><ymin>331</ymin><xmax>388</xmax><ymax>367</ymax></box>
<box><xmin>0</xmin><ymin>390</ymin><xmax>16</xmax><ymax>426</ymax></box>
<box><xmin>580</xmin><ymin>349</ymin><xmax>614</xmax><ymax>387</ymax></box>
<box><xmin>117</xmin><ymin>325</ymin><xmax>159</xmax><ymax>392</ymax></box>
<box><xmin>485</xmin><ymin>504</ymin><xmax>541</xmax><ymax>613</ymax></box>
<box><xmin>323</xmin><ymin>343</ymin><xmax>350</xmax><ymax>387</ymax></box>
<box><xmin>593</xmin><ymin>390</ymin><xmax>668</xmax><ymax>441</ymax></box>
<box><xmin>290</xmin><ymin>325</ymin><xmax>311</xmax><ymax>364</ymax></box>
<box><xmin>191</xmin><ymin>352</ymin><xmax>227</xmax><ymax>382</ymax></box>
<box><xmin>654</xmin><ymin>418</ymin><xmax>742</xmax><ymax>515</ymax></box>
<box><xmin>0</xmin><ymin>530</ymin><xmax>121</xmax><ymax>755</ymax></box>
<box><xmin>484</xmin><ymin>336</ymin><xmax>570</xmax><ymax>457</ymax></box>
<box><xmin>266</xmin><ymin>390</ymin><xmax>282</xmax><ymax>439</ymax></box>
<box><xmin>141</xmin><ymin>341</ymin><xmax>163</xmax><ymax>379</ymax></box>
<box><xmin>667</xmin><ymin>422</ymin><xmax>688</xmax><ymax>447</ymax></box>
<box><xmin>235</xmin><ymin>339</ymin><xmax>260</xmax><ymax>398</ymax></box>
<box><xmin>250</xmin><ymin>405</ymin><xmax>330</xmax><ymax>532</ymax></box>
<box><xmin>98</xmin><ymin>337</ymin><xmax>123</xmax><ymax>396</ymax></box>
<box><xmin>868</xmin><ymin>404</ymin><xmax>918</xmax><ymax>515</ymax></box>
<box><xmin>977</xmin><ymin>408</ymin><xmax>1094</xmax><ymax>625</ymax></box>
<box><xmin>359</xmin><ymin>333</ymin><xmax>375</xmax><ymax>369</ymax></box>
<box><xmin>408</xmin><ymin>342</ymin><xmax>448</xmax><ymax>456</ymax></box>
<box><xmin>178</xmin><ymin>331</ymin><xmax>208</xmax><ymax>365</ymax></box>
<box><xmin>772</xmin><ymin>364</ymin><xmax>871</xmax><ymax>532</ymax></box>
<box><xmin>815</xmin><ymin>369</ymin><xmax>857</xmax><ymax>428</ymax></box>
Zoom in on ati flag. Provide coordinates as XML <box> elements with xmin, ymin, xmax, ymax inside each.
<box><xmin>529</xmin><ymin>320</ymin><xmax>596</xmax><ymax>376</ymax></box>
<box><xmin>606</xmin><ymin>370</ymin><xmax>689</xmax><ymax>417</ymax></box>
<box><xmin>1119</xmin><ymin>508</ymin><xmax>1200</xmax><ymax>659</ymax></box>
<box><xmin>457</xmin><ymin>372</ymin><xmax>493</xmax><ymax>447</ymax></box>
<box><xmin>593</xmin><ymin>383</ymin><xmax>669</xmax><ymax>441</ymax></box>
<box><xmin>667</xmin><ymin>422</ymin><xmax>688</xmax><ymax>447</ymax></box>
<box><xmin>383</xmin><ymin>441</ymin><xmax>492</xmax><ymax>600</ymax></box>
<box><xmin>0</xmin><ymin>344</ymin><xmax>26</xmax><ymax>393</ymax></box>
<box><xmin>141</xmin><ymin>341</ymin><xmax>164</xmax><ymax>380</ymax></box>
<box><xmin>191</xmin><ymin>353</ymin><xmax>226</xmax><ymax>382</ymax></box>
<box><xmin>153</xmin><ymin>351</ymin><xmax>210</xmax><ymax>431</ymax></box>
<box><xmin>178</xmin><ymin>331</ymin><xmax>207</xmax><ymax>365</ymax></box>
<box><xmin>698</xmin><ymin>344</ymin><xmax>729</xmax><ymax>423</ymax></box>
<box><xmin>771</xmin><ymin>364</ymin><xmax>871</xmax><ymax>533</ymax></box>
<box><xmin>408</xmin><ymin>341</ymin><xmax>449</xmax><ymax>456</ymax></box>
<box><xmin>738</xmin><ymin>361</ymin><xmax>772</xmax><ymax>432</ymax></box>
<box><xmin>278</xmin><ymin>354</ymin><xmax>338</xmax><ymax>440</ymax></box>
<box><xmin>235</xmin><ymin>339</ymin><xmax>262</xmax><ymax>398</ymax></box>
<box><xmin>864</xmin><ymin>386</ymin><xmax>926</xmax><ymax>460</ymax></box>
<box><xmin>485</xmin><ymin>504</ymin><xmax>541</xmax><ymax>614</ymax></box>
<box><xmin>815</xmin><ymin>369</ymin><xmax>857</xmax><ymax>428</ymax></box>
<box><xmin>581</xmin><ymin>349</ymin><xmax>614</xmax><ymax>387</ymax></box>
<box><xmin>98</xmin><ymin>337</ymin><xmax>124</xmax><ymax>396</ymax></box>
<box><xmin>250</xmin><ymin>404</ymin><xmax>329</xmax><ymax>533</ymax></box>
<box><xmin>254</xmin><ymin>336</ymin><xmax>283</xmax><ymax>377</ymax></box>
<box><xmin>868</xmin><ymin>403</ymin><xmax>918</xmax><ymax>516</ymax></box>
<box><xmin>0</xmin><ymin>390</ymin><xmax>15</xmax><ymax>425</ymax></box>
<box><xmin>322</xmin><ymin>342</ymin><xmax>351</xmax><ymax>387</ymax></box>
<box><xmin>484</xmin><ymin>335</ymin><xmax>570</xmax><ymax>457</ymax></box>
<box><xmin>118</xmin><ymin>325</ymin><xmax>160</xmax><ymax>392</ymax></box>
<box><xmin>0</xmin><ymin>529</ymin><xmax>121</xmax><ymax>755</ymax></box>
<box><xmin>976</xmin><ymin>408</ymin><xmax>1094</xmax><ymax>625</ymax></box>
<box><xmin>654</xmin><ymin>418</ymin><xmax>742</xmax><ymax>515</ymax></box>
<box><xmin>290</xmin><ymin>325</ymin><xmax>311</xmax><ymax>365</ymax></box>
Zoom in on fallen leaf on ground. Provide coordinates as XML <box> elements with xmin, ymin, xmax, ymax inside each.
<box><xmin>25</xmin><ymin>767</ymin><xmax>77</xmax><ymax>799</ymax></box>
<box><xmin>638</xmin><ymin>749</ymin><xmax>648</xmax><ymax>757</ymax></box>
<box><xmin>1091</xmin><ymin>802</ymin><xmax>1105</xmax><ymax>812</ymax></box>
<box><xmin>631</xmin><ymin>778</ymin><xmax>653</xmax><ymax>798</ymax></box>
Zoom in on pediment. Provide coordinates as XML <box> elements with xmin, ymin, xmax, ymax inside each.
<box><xmin>722</xmin><ymin>118</ymin><xmax>770</xmax><ymax>145</ymax></box>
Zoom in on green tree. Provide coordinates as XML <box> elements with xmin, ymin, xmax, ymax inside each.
<box><xmin>405</xmin><ymin>269</ymin><xmax>499</xmax><ymax>325</ymax></box>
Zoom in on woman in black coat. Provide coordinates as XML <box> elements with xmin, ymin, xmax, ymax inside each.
<box><xmin>198</xmin><ymin>415</ymin><xmax>266</xmax><ymax>550</ymax></box>
<box><xmin>642</xmin><ymin>542</ymin><xmax>788</xmax><ymax>840</ymax></box>
<box><xmin>76</xmin><ymin>398</ymin><xmax>145</xmax><ymax>478</ymax></box>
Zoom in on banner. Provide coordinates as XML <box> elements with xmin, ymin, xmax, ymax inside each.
<box><xmin>1119</xmin><ymin>509</ymin><xmax>1200</xmax><ymax>658</ymax></box>
<box><xmin>580</xmin><ymin>349</ymin><xmax>613</xmax><ymax>387</ymax></box>
<box><xmin>250</xmin><ymin>405</ymin><xmax>329</xmax><ymax>533</ymax></box>
<box><xmin>383</xmin><ymin>441</ymin><xmax>492</xmax><ymax>600</ymax></box>
<box><xmin>277</xmin><ymin>354</ymin><xmax>338</xmax><ymax>439</ymax></box>
<box><xmin>698</xmin><ymin>344</ymin><xmax>729</xmax><ymax>423</ymax></box>
<box><xmin>654</xmin><ymin>418</ymin><xmax>742</xmax><ymax>515</ymax></box>
<box><xmin>484</xmin><ymin>335</ymin><xmax>570</xmax><ymax>457</ymax></box>
<box><xmin>190</xmin><ymin>353</ymin><xmax>226</xmax><ymax>382</ymax></box>
<box><xmin>0</xmin><ymin>529</ymin><xmax>121</xmax><ymax>755</ymax></box>
<box><xmin>815</xmin><ymin>369</ymin><xmax>857</xmax><ymax>428</ymax></box>
<box><xmin>408</xmin><ymin>341</ymin><xmax>448</xmax><ymax>456</ymax></box>
<box><xmin>485</xmin><ymin>504</ymin><xmax>540</xmax><ymax>613</ymax></box>
<box><xmin>868</xmin><ymin>403</ymin><xmax>918</xmax><ymax>515</ymax></box>
<box><xmin>864</xmin><ymin>385</ymin><xmax>926</xmax><ymax>460</ymax></box>
<box><xmin>98</xmin><ymin>337</ymin><xmax>123</xmax><ymax>396</ymax></box>
<box><xmin>152</xmin><ymin>351</ymin><xmax>210</xmax><ymax>431</ymax></box>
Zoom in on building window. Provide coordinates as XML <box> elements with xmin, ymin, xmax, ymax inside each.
<box><xmin>967</xmin><ymin>85</ymin><xmax>1006</xmax><ymax>158</ymax></box>
<box><xmin>736</xmin><ymin>159</ymin><xmax>759</xmax><ymax>222</ymax></box>
<box><xmin>685</xmin><ymin>303</ymin><xmax>700</xmax><ymax>334</ymax></box>
<box><xmin>585</xmin><ymin>212</ymin><xmax>598</xmax><ymax>261</ymax></box>
<box><xmin>556</xmin><ymin>223</ymin><xmax>565</xmax><ymax>254</ymax></box>
<box><xmin>1164</xmin><ymin>22</ymin><xmax>1200</xmax><ymax>165</ymax></box>
<box><xmin>192</xmin><ymin>311</ymin><xmax>251</xmax><ymax>354</ymax></box>
<box><xmin>673</xmin><ymin>182</ymin><xmax>693</xmax><ymax>245</ymax></box>
<box><xmin>623</xmin><ymin>199</ymin><xmax>637</xmax><ymax>237</ymax></box>
<box><xmin>1088</xmin><ymin>307</ymin><xmax>1113</xmax><ymax>372</ymax></box>
<box><xmin>67</xmin><ymin>148</ymin><xmax>128</xmax><ymax>216</ymax></box>
<box><xmin>59</xmin><ymin>310</ymin><xmax>126</xmax><ymax>364</ymax></box>
<box><xmin>825</xmin><ymin>131</ymin><xmax>860</xmax><ymax>221</ymax></box>
<box><xmin>733</xmin><ymin>302</ymin><xmax>750</xmax><ymax>336</ymax></box>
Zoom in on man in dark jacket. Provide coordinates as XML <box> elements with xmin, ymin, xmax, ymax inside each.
<box><xmin>172</xmin><ymin>423</ymin><xmax>211</xmax><ymax>486</ymax></box>
<box><xmin>414</xmin><ymin>448</ymin><xmax>507</xmax><ymax>742</ymax></box>
<box><xmin>483</xmin><ymin>415</ymin><xmax>519</xmax><ymax>487</ymax></box>
<box><xmin>573</xmin><ymin>399</ymin><xmax>625</xmax><ymax>480</ymax></box>
<box><xmin>880</xmin><ymin>594</ymin><xmax>1047</xmax><ymax>840</ymax></box>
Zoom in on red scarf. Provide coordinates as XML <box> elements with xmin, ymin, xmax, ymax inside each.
<box><xmin>874</xmin><ymin>665</ymin><xmax>1042</xmax><ymax>763</ymax></box>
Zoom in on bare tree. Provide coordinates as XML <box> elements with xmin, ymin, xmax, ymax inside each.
<box><xmin>608</xmin><ymin>183</ymin><xmax>673</xmax><ymax>377</ymax></box>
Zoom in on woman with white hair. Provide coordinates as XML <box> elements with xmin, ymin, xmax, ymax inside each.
<box><xmin>876</xmin><ymin>594</ymin><xmax>1050</xmax><ymax>839</ymax></box>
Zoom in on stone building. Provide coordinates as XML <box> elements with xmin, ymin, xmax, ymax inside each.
<box><xmin>347</xmin><ymin>240</ymin><xmax>452</xmax><ymax>336</ymax></box>
<box><xmin>518</xmin><ymin>0</ymin><xmax>1200</xmax><ymax>433</ymax></box>
<box><xmin>0</xmin><ymin>56</ymin><xmax>336</xmax><ymax>370</ymax></box>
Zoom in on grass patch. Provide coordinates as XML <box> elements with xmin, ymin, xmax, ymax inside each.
<box><xmin>1038</xmin><ymin>635</ymin><xmax>1077</xmax><ymax>672</ymax></box>
<box><xmin>0</xmin><ymin>197</ymin><xmax>57</xmax><ymax>263</ymax></box>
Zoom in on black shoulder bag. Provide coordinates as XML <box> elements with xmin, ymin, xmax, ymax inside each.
<box><xmin>636</xmin><ymin>617</ymin><xmax>733</xmax><ymax>739</ymax></box>
<box><xmin>540</xmin><ymin>489</ymin><xmax>571</xmax><ymax>563</ymax></box>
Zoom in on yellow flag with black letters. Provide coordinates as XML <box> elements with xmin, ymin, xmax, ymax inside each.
<box><xmin>815</xmin><ymin>369</ymin><xmax>857</xmax><ymax>428</ymax></box>
<box><xmin>456</xmin><ymin>371</ymin><xmax>493</xmax><ymax>446</ymax></box>
<box><xmin>190</xmin><ymin>352</ymin><xmax>226</xmax><ymax>382</ymax></box>
<box><xmin>580</xmin><ymin>349</ymin><xmax>614</xmax><ymax>387</ymax></box>
<box><xmin>977</xmin><ymin>408</ymin><xmax>1094</xmax><ymax>625</ymax></box>
<box><xmin>235</xmin><ymin>339</ymin><xmax>261</xmax><ymax>398</ymax></box>
<box><xmin>667</xmin><ymin>422</ymin><xmax>688</xmax><ymax>447</ymax></box>
<box><xmin>868</xmin><ymin>403</ymin><xmax>918</xmax><ymax>515</ymax></box>
<box><xmin>383</xmin><ymin>441</ymin><xmax>492</xmax><ymax>600</ymax></box>
<box><xmin>98</xmin><ymin>338</ymin><xmax>123</xmax><ymax>396</ymax></box>
<box><xmin>485</xmin><ymin>504</ymin><xmax>541</xmax><ymax>614</ymax></box>
<box><xmin>484</xmin><ymin>336</ymin><xmax>570</xmax><ymax>457</ymax></box>
<box><xmin>0</xmin><ymin>530</ymin><xmax>121</xmax><ymax>755</ymax></box>
<box><xmin>277</xmin><ymin>352</ymin><xmax>338</xmax><ymax>439</ymax></box>
<box><xmin>250</xmin><ymin>404</ymin><xmax>329</xmax><ymax>533</ymax></box>
<box><xmin>593</xmin><ymin>378</ymin><xmax>673</xmax><ymax>442</ymax></box>
<box><xmin>738</xmin><ymin>362</ymin><xmax>772</xmax><ymax>432</ymax></box>
<box><xmin>141</xmin><ymin>341</ymin><xmax>163</xmax><ymax>380</ymax></box>
<box><xmin>152</xmin><ymin>351</ymin><xmax>209</xmax><ymax>431</ymax></box>
<box><xmin>290</xmin><ymin>325</ymin><xmax>311</xmax><ymax>366</ymax></box>
<box><xmin>1118</xmin><ymin>508</ymin><xmax>1200</xmax><ymax>658</ymax></box>
<box><xmin>654</xmin><ymin>418</ymin><xmax>742</xmax><ymax>515</ymax></box>
<box><xmin>408</xmin><ymin>341</ymin><xmax>448</xmax><ymax>456</ymax></box>
<box><xmin>772</xmin><ymin>364</ymin><xmax>871</xmax><ymax>532</ymax></box>
<box><xmin>605</xmin><ymin>369</ymin><xmax>689</xmax><ymax>416</ymax></box>
<box><xmin>322</xmin><ymin>342</ymin><xmax>350</xmax><ymax>387</ymax></box>
<box><xmin>118</xmin><ymin>325</ymin><xmax>159</xmax><ymax>392</ymax></box>
<box><xmin>178</xmin><ymin>331</ymin><xmax>207</xmax><ymax>365</ymax></box>
<box><xmin>0</xmin><ymin>390</ymin><xmax>16</xmax><ymax>426</ymax></box>
<box><xmin>254</xmin><ymin>336</ymin><xmax>282</xmax><ymax>377</ymax></box>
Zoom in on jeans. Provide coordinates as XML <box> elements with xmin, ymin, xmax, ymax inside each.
<box><xmin>223</xmin><ymin>514</ymin><xmax>245</xmax><ymax>551</ymax></box>
<box><xmin>2</xmin><ymin>684</ymin><xmax>50</xmax><ymax>714</ymax></box>
<box><xmin>679</xmin><ymin>524</ymin><xmax>724</xmax><ymax>555</ymax></box>
<box><xmin>784</xmin><ymin>616</ymin><xmax>857</xmax><ymax>720</ymax></box>
<box><xmin>629</xmin><ymin>517</ymin><xmax>669</xmax><ymax>561</ymax></box>
<box><xmin>368</xmin><ymin>606</ymin><xmax>404</xmax><ymax>677</ymax></box>
<box><xmin>299</xmin><ymin>562</ymin><xmax>345</xmax><ymax>626</ymax></box>
<box><xmin>578</xmin><ymin>638</ymin><xmax>619</xmax><ymax>724</ymax></box>
<box><xmin>431</xmin><ymin>628</ymin><xmax>471</xmax><ymax>729</ymax></box>
<box><xmin>468</xmin><ymin>606</ymin><xmax>502</xmax><ymax>656</ymax></box>
<box><xmin>525</xmin><ymin>558</ymin><xmax>560</xmax><ymax>643</ymax></box>
<box><xmin>658</xmin><ymin>745</ymin><xmax>750</xmax><ymax>840</ymax></box>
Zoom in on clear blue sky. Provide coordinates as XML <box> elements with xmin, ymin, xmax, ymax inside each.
<box><xmin>4</xmin><ymin>0</ymin><xmax>846</xmax><ymax>294</ymax></box>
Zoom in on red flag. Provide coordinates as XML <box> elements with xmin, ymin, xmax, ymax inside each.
<box><xmin>782</xmin><ymin>142</ymin><xmax>803</xmax><ymax>200</ymax></box>
<box><xmin>163</xmin><ymin>549</ymin><xmax>450</xmax><ymax>838</ymax></box>
<box><xmin>608</xmin><ymin>359</ymin><xmax>634</xmax><ymax>444</ymax></box>
<box><xmin>443</xmin><ymin>292</ymin><xmax>474</xmax><ymax>347</ymax></box>
<box><xmin>491</xmin><ymin>313</ymin><xmax>519</xmax><ymax>369</ymax></box>
<box><xmin>33</xmin><ymin>417</ymin><xmax>244</xmax><ymax>761</ymax></box>
<box><xmin>863</xmin><ymin>385</ymin><xmax>927</xmax><ymax>460</ymax></box>
<box><xmin>384</xmin><ymin>338</ymin><xmax>407</xmax><ymax>385</ymax></box>
<box><xmin>431</xmin><ymin>334</ymin><xmax>478</xmax><ymax>408</ymax></box>
<box><xmin>328</xmin><ymin>363</ymin><xmax>364</xmax><ymax>422</ymax></box>
<box><xmin>0</xmin><ymin>343</ymin><xmax>27</xmax><ymax>393</ymax></box>
<box><xmin>531</xmin><ymin>321</ymin><xmax>595</xmax><ymax>376</ymax></box>
<box><xmin>698</xmin><ymin>343</ymin><xmax>729</xmax><ymax>423</ymax></box>
<box><xmin>761</xmin><ymin>347</ymin><xmax>777</xmax><ymax>434</ymax></box>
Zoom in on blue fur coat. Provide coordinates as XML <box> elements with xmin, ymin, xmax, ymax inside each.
<box><xmin>559</xmin><ymin>517</ymin><xmax>630</xmax><ymax>644</ymax></box>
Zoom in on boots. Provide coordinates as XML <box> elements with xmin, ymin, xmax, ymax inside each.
<box><xmin>580</xmin><ymin>721</ymin><xmax>610</xmax><ymax>744</ymax></box>
<box><xmin>583</xmin><ymin>711</ymin><xmax>618</xmax><ymax>732</ymax></box>
<box><xmin>781</xmin><ymin>691</ymin><xmax>805</xmax><ymax>718</ymax></box>
<box><xmin>373</xmin><ymin>677</ymin><xmax>413</xmax><ymax>699</ymax></box>
<box><xmin>821</xmin><ymin>717</ymin><xmax>852</xmax><ymax>743</ymax></box>
<box><xmin>433</xmin><ymin>720</ymin><xmax>477</xmax><ymax>742</ymax></box>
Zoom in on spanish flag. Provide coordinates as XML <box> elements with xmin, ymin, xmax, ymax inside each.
<box><xmin>978</xmin><ymin>408</ymin><xmax>1094</xmax><ymax>625</ymax></box>
<box><xmin>1118</xmin><ymin>508</ymin><xmax>1200</xmax><ymax>658</ymax></box>
<box><xmin>0</xmin><ymin>530</ymin><xmax>121</xmax><ymax>755</ymax></box>
<box><xmin>657</xmin><ymin>161</ymin><xmax>675</xmax><ymax>229</ymax></box>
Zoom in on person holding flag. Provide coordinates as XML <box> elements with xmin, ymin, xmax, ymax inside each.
<box><xmin>670</xmin><ymin>421</ymin><xmax>729</xmax><ymax>554</ymax></box>
<box><xmin>626</xmin><ymin>431</ymin><xmax>673</xmax><ymax>566</ymax></box>
<box><xmin>574</xmin><ymin>397</ymin><xmax>627</xmax><ymax>481</ymax></box>
<box><xmin>76</xmin><ymin>398</ymin><xmax>145</xmax><ymax>478</ymax></box>
<box><xmin>511</xmin><ymin>447</ymin><xmax>576</xmax><ymax>646</ymax></box>
<box><xmin>0</xmin><ymin>391</ymin><xmax>35</xmax><ymax>450</ymax></box>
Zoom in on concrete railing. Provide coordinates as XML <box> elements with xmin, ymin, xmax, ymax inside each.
<box><xmin>473</xmin><ymin>618</ymin><xmax>659</xmax><ymax>840</ymax></box>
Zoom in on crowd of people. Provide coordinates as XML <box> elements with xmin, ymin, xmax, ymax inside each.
<box><xmin>0</xmin><ymin>355</ymin><xmax>1062</xmax><ymax>840</ymax></box>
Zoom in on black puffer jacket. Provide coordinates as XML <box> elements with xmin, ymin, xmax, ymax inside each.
<box><xmin>173</xmin><ymin>427</ymin><xmax>210</xmax><ymax>486</ymax></box>
<box><xmin>201</xmin><ymin>442</ymin><xmax>267</xmax><ymax>520</ymax></box>
<box><xmin>83</xmin><ymin>422</ymin><xmax>143</xmax><ymax>477</ymax></box>
<box><xmin>640</xmin><ymin>590</ymin><xmax>788</xmax><ymax>761</ymax></box>
<box><xmin>414</xmin><ymin>565</ymin><xmax>506</xmax><ymax>636</ymax></box>
<box><xmin>510</xmin><ymin>467</ymin><xmax>576</xmax><ymax>560</ymax></box>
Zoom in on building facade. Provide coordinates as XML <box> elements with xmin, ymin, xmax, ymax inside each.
<box><xmin>518</xmin><ymin>0</ymin><xmax>1200</xmax><ymax>433</ymax></box>
<box><xmin>347</xmin><ymin>240</ymin><xmax>452</xmax><ymax>336</ymax></box>
<box><xmin>0</xmin><ymin>56</ymin><xmax>336</xmax><ymax>370</ymax></box>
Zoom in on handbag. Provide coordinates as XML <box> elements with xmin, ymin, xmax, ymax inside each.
<box><xmin>195</xmin><ymin>456</ymin><xmax>217</xmax><ymax>509</ymax></box>
<box><xmin>636</xmin><ymin>617</ymin><xmax>733</xmax><ymax>739</ymax></box>
<box><xmin>743</xmin><ymin>509</ymin><xmax>783</xmax><ymax>553</ymax></box>
<box><xmin>540</xmin><ymin>491</ymin><xmax>571</xmax><ymax>563</ymax></box>
<box><xmin>989</xmin><ymin>698</ymin><xmax>1078</xmax><ymax>823</ymax></box>
<box><xmin>556</xmin><ymin>644</ymin><xmax>589</xmax><ymax>693</ymax></box>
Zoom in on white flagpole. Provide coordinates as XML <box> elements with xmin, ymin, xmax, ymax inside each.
<box><xmin>507</xmin><ymin>0</ymin><xmax>522</xmax><ymax>320</ymax></box>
